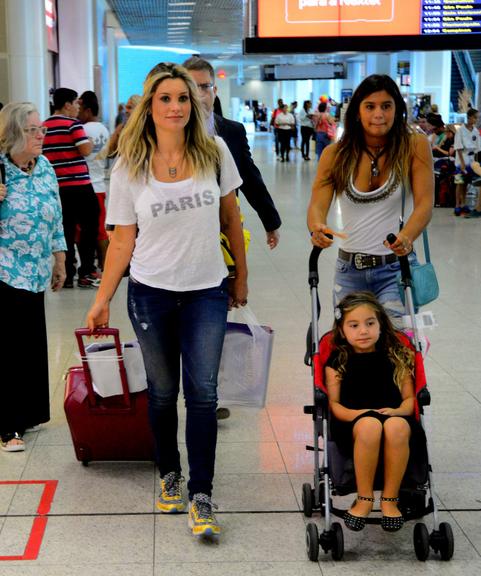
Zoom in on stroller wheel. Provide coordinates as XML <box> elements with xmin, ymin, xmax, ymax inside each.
<box><xmin>438</xmin><ymin>522</ymin><xmax>454</xmax><ymax>561</ymax></box>
<box><xmin>331</xmin><ymin>522</ymin><xmax>344</xmax><ymax>561</ymax></box>
<box><xmin>413</xmin><ymin>523</ymin><xmax>430</xmax><ymax>561</ymax></box>
<box><xmin>302</xmin><ymin>483</ymin><xmax>314</xmax><ymax>517</ymax></box>
<box><xmin>306</xmin><ymin>522</ymin><xmax>319</xmax><ymax>561</ymax></box>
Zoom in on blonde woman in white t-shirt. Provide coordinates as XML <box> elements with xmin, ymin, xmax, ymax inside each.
<box><xmin>86</xmin><ymin>63</ymin><xmax>247</xmax><ymax>539</ymax></box>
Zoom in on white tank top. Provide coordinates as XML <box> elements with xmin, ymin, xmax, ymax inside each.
<box><xmin>338</xmin><ymin>172</ymin><xmax>413</xmax><ymax>255</ymax></box>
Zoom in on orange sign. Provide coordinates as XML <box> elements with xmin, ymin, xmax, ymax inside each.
<box><xmin>258</xmin><ymin>0</ymin><xmax>421</xmax><ymax>38</ymax></box>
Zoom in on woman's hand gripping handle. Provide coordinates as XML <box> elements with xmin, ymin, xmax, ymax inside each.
<box><xmin>386</xmin><ymin>233</ymin><xmax>412</xmax><ymax>284</ymax></box>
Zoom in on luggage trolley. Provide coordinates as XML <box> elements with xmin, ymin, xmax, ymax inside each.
<box><xmin>302</xmin><ymin>239</ymin><xmax>454</xmax><ymax>562</ymax></box>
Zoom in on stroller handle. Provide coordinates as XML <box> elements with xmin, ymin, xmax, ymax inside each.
<box><xmin>386</xmin><ymin>233</ymin><xmax>412</xmax><ymax>284</ymax></box>
<box><xmin>308</xmin><ymin>234</ymin><xmax>333</xmax><ymax>287</ymax></box>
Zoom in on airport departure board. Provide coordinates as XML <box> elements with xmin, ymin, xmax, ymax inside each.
<box><xmin>245</xmin><ymin>0</ymin><xmax>481</xmax><ymax>53</ymax></box>
<box><xmin>421</xmin><ymin>1</ymin><xmax>481</xmax><ymax>36</ymax></box>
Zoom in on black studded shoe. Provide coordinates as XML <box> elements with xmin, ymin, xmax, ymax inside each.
<box><xmin>380</xmin><ymin>496</ymin><xmax>404</xmax><ymax>532</ymax></box>
<box><xmin>343</xmin><ymin>495</ymin><xmax>374</xmax><ymax>532</ymax></box>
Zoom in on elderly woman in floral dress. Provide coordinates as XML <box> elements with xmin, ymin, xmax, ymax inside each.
<box><xmin>0</xmin><ymin>102</ymin><xmax>66</xmax><ymax>452</ymax></box>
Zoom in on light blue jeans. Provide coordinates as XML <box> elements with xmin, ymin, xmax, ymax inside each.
<box><xmin>333</xmin><ymin>253</ymin><xmax>419</xmax><ymax>326</ymax></box>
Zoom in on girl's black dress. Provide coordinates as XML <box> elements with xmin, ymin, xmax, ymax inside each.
<box><xmin>326</xmin><ymin>350</ymin><xmax>424</xmax><ymax>456</ymax></box>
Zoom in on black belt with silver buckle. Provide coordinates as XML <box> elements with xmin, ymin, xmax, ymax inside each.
<box><xmin>338</xmin><ymin>248</ymin><xmax>398</xmax><ymax>270</ymax></box>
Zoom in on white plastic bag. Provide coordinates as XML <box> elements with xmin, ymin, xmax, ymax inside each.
<box><xmin>217</xmin><ymin>306</ymin><xmax>274</xmax><ymax>407</ymax></box>
<box><xmin>84</xmin><ymin>340</ymin><xmax>148</xmax><ymax>398</ymax></box>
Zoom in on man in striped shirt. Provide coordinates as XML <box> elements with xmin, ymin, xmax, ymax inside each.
<box><xmin>43</xmin><ymin>88</ymin><xmax>100</xmax><ymax>288</ymax></box>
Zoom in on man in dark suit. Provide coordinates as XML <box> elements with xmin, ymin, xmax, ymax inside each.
<box><xmin>180</xmin><ymin>57</ymin><xmax>281</xmax><ymax>419</ymax></box>
<box><xmin>183</xmin><ymin>56</ymin><xmax>282</xmax><ymax>250</ymax></box>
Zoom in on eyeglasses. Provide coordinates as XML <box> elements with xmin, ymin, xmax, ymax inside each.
<box><xmin>197</xmin><ymin>83</ymin><xmax>214</xmax><ymax>93</ymax></box>
<box><xmin>24</xmin><ymin>126</ymin><xmax>48</xmax><ymax>137</ymax></box>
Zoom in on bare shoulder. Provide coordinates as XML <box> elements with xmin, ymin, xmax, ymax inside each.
<box><xmin>321</xmin><ymin>141</ymin><xmax>340</xmax><ymax>163</ymax></box>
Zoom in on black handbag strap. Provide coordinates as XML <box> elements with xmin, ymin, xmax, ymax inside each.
<box><xmin>401</xmin><ymin>184</ymin><xmax>431</xmax><ymax>264</ymax></box>
<box><xmin>0</xmin><ymin>157</ymin><xmax>6</xmax><ymax>184</ymax></box>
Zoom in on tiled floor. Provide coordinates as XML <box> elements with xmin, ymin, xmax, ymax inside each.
<box><xmin>1</xmin><ymin>133</ymin><xmax>480</xmax><ymax>574</ymax></box>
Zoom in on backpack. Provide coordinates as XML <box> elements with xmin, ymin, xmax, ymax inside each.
<box><xmin>327</xmin><ymin>121</ymin><xmax>337</xmax><ymax>140</ymax></box>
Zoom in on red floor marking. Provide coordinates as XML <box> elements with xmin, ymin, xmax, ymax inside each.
<box><xmin>0</xmin><ymin>480</ymin><xmax>58</xmax><ymax>561</ymax></box>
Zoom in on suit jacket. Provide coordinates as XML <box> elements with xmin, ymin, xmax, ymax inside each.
<box><xmin>214</xmin><ymin>114</ymin><xmax>281</xmax><ymax>232</ymax></box>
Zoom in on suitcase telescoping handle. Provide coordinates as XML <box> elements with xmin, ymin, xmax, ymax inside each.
<box><xmin>75</xmin><ymin>328</ymin><xmax>132</xmax><ymax>409</ymax></box>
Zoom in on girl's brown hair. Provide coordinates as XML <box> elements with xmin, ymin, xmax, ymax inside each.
<box><xmin>331</xmin><ymin>291</ymin><xmax>414</xmax><ymax>389</ymax></box>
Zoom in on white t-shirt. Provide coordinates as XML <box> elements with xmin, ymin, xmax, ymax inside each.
<box><xmin>83</xmin><ymin>121</ymin><xmax>110</xmax><ymax>193</ymax></box>
<box><xmin>275</xmin><ymin>112</ymin><xmax>295</xmax><ymax>130</ymax></box>
<box><xmin>299</xmin><ymin>108</ymin><xmax>313</xmax><ymax>128</ymax></box>
<box><xmin>107</xmin><ymin>136</ymin><xmax>242</xmax><ymax>291</ymax></box>
<box><xmin>454</xmin><ymin>124</ymin><xmax>481</xmax><ymax>168</ymax></box>
<box><xmin>339</xmin><ymin>173</ymin><xmax>412</xmax><ymax>256</ymax></box>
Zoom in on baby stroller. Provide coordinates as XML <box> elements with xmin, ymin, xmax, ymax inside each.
<box><xmin>301</xmin><ymin>239</ymin><xmax>454</xmax><ymax>562</ymax></box>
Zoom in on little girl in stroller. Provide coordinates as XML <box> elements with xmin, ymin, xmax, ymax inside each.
<box><xmin>325</xmin><ymin>291</ymin><xmax>425</xmax><ymax>533</ymax></box>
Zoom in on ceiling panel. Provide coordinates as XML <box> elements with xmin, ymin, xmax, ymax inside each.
<box><xmin>106</xmin><ymin>0</ymin><xmax>245</xmax><ymax>59</ymax></box>
<box><xmin>105</xmin><ymin>0</ymin><xmax>364</xmax><ymax>77</ymax></box>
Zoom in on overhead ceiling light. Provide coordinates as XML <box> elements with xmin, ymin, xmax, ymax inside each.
<box><xmin>168</xmin><ymin>15</ymin><xmax>192</xmax><ymax>19</ymax></box>
<box><xmin>125</xmin><ymin>46</ymin><xmax>199</xmax><ymax>55</ymax></box>
<box><xmin>168</xmin><ymin>2</ymin><xmax>196</xmax><ymax>6</ymax></box>
<box><xmin>171</xmin><ymin>21</ymin><xmax>190</xmax><ymax>26</ymax></box>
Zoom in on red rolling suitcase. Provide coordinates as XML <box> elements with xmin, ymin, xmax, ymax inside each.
<box><xmin>64</xmin><ymin>328</ymin><xmax>154</xmax><ymax>465</ymax></box>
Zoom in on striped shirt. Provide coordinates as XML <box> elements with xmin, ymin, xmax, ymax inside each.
<box><xmin>42</xmin><ymin>115</ymin><xmax>91</xmax><ymax>188</ymax></box>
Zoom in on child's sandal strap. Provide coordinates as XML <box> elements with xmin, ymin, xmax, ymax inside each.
<box><xmin>358</xmin><ymin>495</ymin><xmax>375</xmax><ymax>502</ymax></box>
<box><xmin>381</xmin><ymin>496</ymin><xmax>399</xmax><ymax>502</ymax></box>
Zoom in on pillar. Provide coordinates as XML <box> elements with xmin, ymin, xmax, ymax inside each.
<box><xmin>5</xmin><ymin>0</ymin><xmax>49</xmax><ymax>117</ymax></box>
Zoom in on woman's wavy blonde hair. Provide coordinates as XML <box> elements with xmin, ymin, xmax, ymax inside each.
<box><xmin>117</xmin><ymin>62</ymin><xmax>220</xmax><ymax>181</ymax></box>
<box><xmin>327</xmin><ymin>75</ymin><xmax>416</xmax><ymax>193</ymax></box>
<box><xmin>331</xmin><ymin>291</ymin><xmax>414</xmax><ymax>390</ymax></box>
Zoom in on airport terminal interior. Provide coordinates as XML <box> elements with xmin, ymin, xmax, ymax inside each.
<box><xmin>1</xmin><ymin>0</ymin><xmax>481</xmax><ymax>574</ymax></box>
<box><xmin>1</xmin><ymin>133</ymin><xmax>480</xmax><ymax>575</ymax></box>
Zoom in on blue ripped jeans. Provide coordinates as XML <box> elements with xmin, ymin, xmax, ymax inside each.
<box><xmin>333</xmin><ymin>254</ymin><xmax>419</xmax><ymax>326</ymax></box>
<box><xmin>127</xmin><ymin>277</ymin><xmax>229</xmax><ymax>499</ymax></box>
